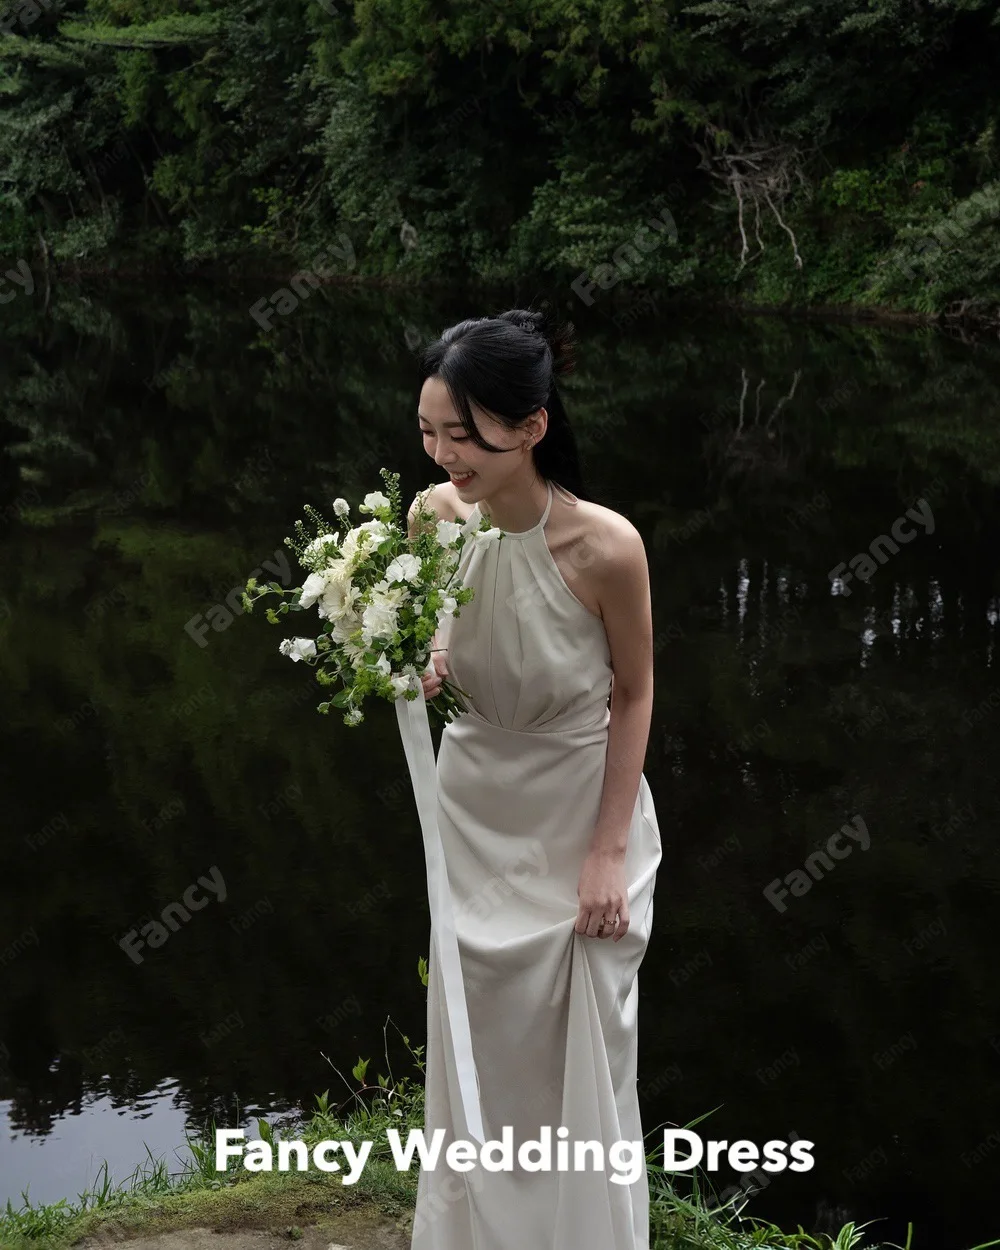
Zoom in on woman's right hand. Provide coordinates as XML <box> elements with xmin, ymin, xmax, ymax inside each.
<box><xmin>421</xmin><ymin>649</ymin><xmax>449</xmax><ymax>701</ymax></box>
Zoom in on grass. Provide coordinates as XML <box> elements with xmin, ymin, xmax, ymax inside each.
<box><xmin>1</xmin><ymin>1014</ymin><xmax>998</xmax><ymax>1250</ymax></box>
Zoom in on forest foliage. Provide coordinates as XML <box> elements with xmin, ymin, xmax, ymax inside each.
<box><xmin>2</xmin><ymin>0</ymin><xmax>1000</xmax><ymax>317</ymax></box>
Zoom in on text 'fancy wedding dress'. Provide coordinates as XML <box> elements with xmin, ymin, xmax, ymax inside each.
<box><xmin>412</xmin><ymin>479</ymin><xmax>663</xmax><ymax>1250</ymax></box>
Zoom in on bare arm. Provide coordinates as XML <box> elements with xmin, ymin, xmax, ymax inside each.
<box><xmin>588</xmin><ymin>517</ymin><xmax>655</xmax><ymax>860</ymax></box>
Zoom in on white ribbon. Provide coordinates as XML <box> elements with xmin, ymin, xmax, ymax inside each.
<box><xmin>395</xmin><ymin>687</ymin><xmax>485</xmax><ymax>1144</ymax></box>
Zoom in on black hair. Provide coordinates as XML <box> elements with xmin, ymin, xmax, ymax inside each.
<box><xmin>418</xmin><ymin>306</ymin><xmax>591</xmax><ymax>501</ymax></box>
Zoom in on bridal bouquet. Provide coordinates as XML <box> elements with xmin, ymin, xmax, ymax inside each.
<box><xmin>242</xmin><ymin>468</ymin><xmax>498</xmax><ymax>727</ymax></box>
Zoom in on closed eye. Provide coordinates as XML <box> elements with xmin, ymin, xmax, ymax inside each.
<box><xmin>421</xmin><ymin>428</ymin><xmax>468</xmax><ymax>442</ymax></box>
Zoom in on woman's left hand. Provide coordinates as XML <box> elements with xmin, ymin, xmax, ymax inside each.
<box><xmin>575</xmin><ymin>848</ymin><xmax>629</xmax><ymax>941</ymax></box>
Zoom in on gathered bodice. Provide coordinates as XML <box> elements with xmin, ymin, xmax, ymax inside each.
<box><xmin>438</xmin><ymin>480</ymin><xmax>612</xmax><ymax>734</ymax></box>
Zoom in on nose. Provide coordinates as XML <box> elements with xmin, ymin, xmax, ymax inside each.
<box><xmin>433</xmin><ymin>443</ymin><xmax>456</xmax><ymax>467</ymax></box>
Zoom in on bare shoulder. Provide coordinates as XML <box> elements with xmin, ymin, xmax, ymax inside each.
<box><xmin>407</xmin><ymin>480</ymin><xmax>473</xmax><ymax>531</ymax></box>
<box><xmin>552</xmin><ymin>489</ymin><xmax>646</xmax><ymax>572</ymax></box>
<box><xmin>433</xmin><ymin>480</ymin><xmax>475</xmax><ymax>522</ymax></box>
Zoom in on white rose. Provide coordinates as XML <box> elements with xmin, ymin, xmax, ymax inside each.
<box><xmin>436</xmin><ymin>519</ymin><xmax>463</xmax><ymax>547</ymax></box>
<box><xmin>279</xmin><ymin>637</ymin><xmax>317</xmax><ymax>662</ymax></box>
<box><xmin>473</xmin><ymin>526</ymin><xmax>502</xmax><ymax>545</ymax></box>
<box><xmin>390</xmin><ymin>666</ymin><xmax>421</xmax><ymax>698</ymax></box>
<box><xmin>385</xmin><ymin>553</ymin><xmax>422</xmax><ymax>584</ymax></box>
<box><xmin>359</xmin><ymin>491</ymin><xmax>391</xmax><ymax>514</ymax></box>
<box><xmin>299</xmin><ymin>572</ymin><xmax>327</xmax><ymax>610</ymax></box>
<box><xmin>333</xmin><ymin>498</ymin><xmax>350</xmax><ymax>517</ymax></box>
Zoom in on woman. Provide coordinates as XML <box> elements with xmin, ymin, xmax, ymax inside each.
<box><xmin>406</xmin><ymin>307</ymin><xmax>662</xmax><ymax>1250</ymax></box>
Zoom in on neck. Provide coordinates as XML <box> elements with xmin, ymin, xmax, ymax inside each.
<box><xmin>477</xmin><ymin>474</ymin><xmax>549</xmax><ymax>533</ymax></box>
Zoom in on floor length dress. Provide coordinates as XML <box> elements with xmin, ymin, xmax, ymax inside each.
<box><xmin>412</xmin><ymin>479</ymin><xmax>663</xmax><ymax>1250</ymax></box>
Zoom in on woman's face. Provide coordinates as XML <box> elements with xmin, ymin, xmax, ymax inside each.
<box><xmin>418</xmin><ymin>376</ymin><xmax>537</xmax><ymax>500</ymax></box>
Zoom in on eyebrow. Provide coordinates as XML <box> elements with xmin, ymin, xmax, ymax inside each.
<box><xmin>417</xmin><ymin>413</ymin><xmax>466</xmax><ymax>428</ymax></box>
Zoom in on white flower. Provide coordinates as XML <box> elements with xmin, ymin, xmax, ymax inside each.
<box><xmin>279</xmin><ymin>637</ymin><xmax>317</xmax><ymax>662</ymax></box>
<box><xmin>333</xmin><ymin>498</ymin><xmax>350</xmax><ymax>517</ymax></box>
<box><xmin>473</xmin><ymin>526</ymin><xmax>502</xmax><ymax>545</ymax></box>
<box><xmin>436</xmin><ymin>519</ymin><xmax>462</xmax><ymax>547</ymax></box>
<box><xmin>374</xmin><ymin>652</ymin><xmax>392</xmax><ymax>675</ymax></box>
<box><xmin>390</xmin><ymin>666</ymin><xmax>421</xmax><ymax>698</ymax></box>
<box><xmin>437</xmin><ymin>596</ymin><xmax>458</xmax><ymax>621</ymax></box>
<box><xmin>359</xmin><ymin>491</ymin><xmax>391</xmax><ymax>514</ymax></box>
<box><xmin>344</xmin><ymin>708</ymin><xmax>363</xmax><ymax>726</ymax></box>
<box><xmin>299</xmin><ymin>572</ymin><xmax>328</xmax><ymax>610</ymax></box>
<box><xmin>361</xmin><ymin>585</ymin><xmax>408</xmax><ymax>643</ymax></box>
<box><xmin>302</xmin><ymin>532</ymin><xmax>339</xmax><ymax>570</ymax></box>
<box><xmin>317</xmin><ymin>564</ymin><xmax>359</xmax><ymax>622</ymax></box>
<box><xmin>341</xmin><ymin>634</ymin><xmax>367</xmax><ymax>665</ymax></box>
<box><xmin>385</xmin><ymin>553</ymin><xmax>422</xmax><ymax>584</ymax></box>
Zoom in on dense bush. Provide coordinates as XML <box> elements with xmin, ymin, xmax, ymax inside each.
<box><xmin>1</xmin><ymin>0</ymin><xmax>999</xmax><ymax>319</ymax></box>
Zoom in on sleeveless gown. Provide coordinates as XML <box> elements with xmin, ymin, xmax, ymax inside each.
<box><xmin>412</xmin><ymin>479</ymin><xmax>663</xmax><ymax>1250</ymax></box>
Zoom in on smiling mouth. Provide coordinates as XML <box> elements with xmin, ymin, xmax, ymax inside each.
<box><xmin>450</xmin><ymin>470</ymin><xmax>476</xmax><ymax>483</ymax></box>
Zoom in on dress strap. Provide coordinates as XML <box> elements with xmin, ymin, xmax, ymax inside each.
<box><xmin>538</xmin><ymin>479</ymin><xmax>554</xmax><ymax>529</ymax></box>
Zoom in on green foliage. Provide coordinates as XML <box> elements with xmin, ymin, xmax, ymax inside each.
<box><xmin>1</xmin><ymin>0</ymin><xmax>1000</xmax><ymax>316</ymax></box>
<box><xmin>58</xmin><ymin>13</ymin><xmax>223</xmax><ymax>47</ymax></box>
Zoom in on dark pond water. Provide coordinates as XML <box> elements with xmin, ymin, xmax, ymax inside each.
<box><xmin>1</xmin><ymin>282</ymin><xmax>999</xmax><ymax>1250</ymax></box>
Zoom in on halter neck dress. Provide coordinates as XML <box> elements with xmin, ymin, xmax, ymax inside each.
<box><xmin>412</xmin><ymin>478</ymin><xmax>663</xmax><ymax>1250</ymax></box>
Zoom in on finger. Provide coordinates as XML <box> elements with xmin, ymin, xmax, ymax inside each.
<box><xmin>614</xmin><ymin>903</ymin><xmax>630</xmax><ymax>942</ymax></box>
<box><xmin>576</xmin><ymin>907</ymin><xmax>601</xmax><ymax>937</ymax></box>
<box><xmin>585</xmin><ymin>909</ymin><xmax>605</xmax><ymax>939</ymax></box>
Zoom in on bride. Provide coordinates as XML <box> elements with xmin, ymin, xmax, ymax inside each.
<box><xmin>406</xmin><ymin>307</ymin><xmax>662</xmax><ymax>1250</ymax></box>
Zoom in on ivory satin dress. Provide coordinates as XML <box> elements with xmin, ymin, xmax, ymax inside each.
<box><xmin>412</xmin><ymin>479</ymin><xmax>663</xmax><ymax>1250</ymax></box>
